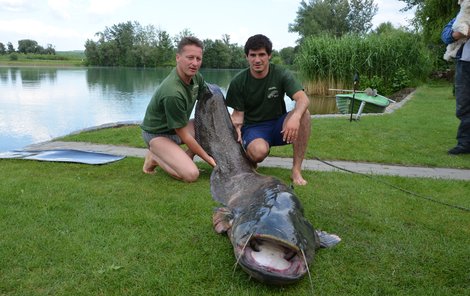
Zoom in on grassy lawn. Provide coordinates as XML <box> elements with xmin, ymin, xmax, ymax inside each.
<box><xmin>0</xmin><ymin>53</ymin><xmax>85</xmax><ymax>67</ymax></box>
<box><xmin>1</xmin><ymin>158</ymin><xmax>469</xmax><ymax>295</ymax></box>
<box><xmin>1</xmin><ymin>82</ymin><xmax>470</xmax><ymax>295</ymax></box>
<box><xmin>61</xmin><ymin>82</ymin><xmax>470</xmax><ymax>169</ymax></box>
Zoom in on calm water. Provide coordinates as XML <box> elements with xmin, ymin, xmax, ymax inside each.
<box><xmin>0</xmin><ymin>66</ymin><xmax>337</xmax><ymax>153</ymax></box>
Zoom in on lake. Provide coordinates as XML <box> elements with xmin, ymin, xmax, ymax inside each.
<box><xmin>0</xmin><ymin>66</ymin><xmax>338</xmax><ymax>153</ymax></box>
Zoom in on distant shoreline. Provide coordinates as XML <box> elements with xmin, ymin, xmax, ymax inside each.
<box><xmin>0</xmin><ymin>60</ymin><xmax>84</xmax><ymax>67</ymax></box>
<box><xmin>0</xmin><ymin>52</ymin><xmax>85</xmax><ymax>67</ymax></box>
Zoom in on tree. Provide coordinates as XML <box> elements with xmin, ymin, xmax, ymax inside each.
<box><xmin>279</xmin><ymin>47</ymin><xmax>297</xmax><ymax>65</ymax></box>
<box><xmin>43</xmin><ymin>44</ymin><xmax>56</xmax><ymax>55</ymax></box>
<box><xmin>348</xmin><ymin>0</ymin><xmax>378</xmax><ymax>34</ymax></box>
<box><xmin>173</xmin><ymin>29</ymin><xmax>194</xmax><ymax>47</ymax></box>
<box><xmin>202</xmin><ymin>39</ymin><xmax>231</xmax><ymax>68</ymax></box>
<box><xmin>372</xmin><ymin>22</ymin><xmax>397</xmax><ymax>35</ymax></box>
<box><xmin>399</xmin><ymin>0</ymin><xmax>457</xmax><ymax>43</ymax></box>
<box><xmin>7</xmin><ymin>42</ymin><xmax>15</xmax><ymax>54</ymax></box>
<box><xmin>289</xmin><ymin>0</ymin><xmax>349</xmax><ymax>40</ymax></box>
<box><xmin>0</xmin><ymin>42</ymin><xmax>5</xmax><ymax>55</ymax></box>
<box><xmin>228</xmin><ymin>44</ymin><xmax>247</xmax><ymax>68</ymax></box>
<box><xmin>104</xmin><ymin>21</ymin><xmax>136</xmax><ymax>66</ymax></box>
<box><xmin>17</xmin><ymin>39</ymin><xmax>40</xmax><ymax>54</ymax></box>
<box><xmin>85</xmin><ymin>21</ymin><xmax>176</xmax><ymax>67</ymax></box>
<box><xmin>399</xmin><ymin>0</ymin><xmax>424</xmax><ymax>12</ymax></box>
<box><xmin>84</xmin><ymin>39</ymin><xmax>100</xmax><ymax>65</ymax></box>
<box><xmin>155</xmin><ymin>30</ymin><xmax>174</xmax><ymax>66</ymax></box>
<box><xmin>399</xmin><ymin>0</ymin><xmax>458</xmax><ymax>67</ymax></box>
<box><xmin>289</xmin><ymin>0</ymin><xmax>378</xmax><ymax>41</ymax></box>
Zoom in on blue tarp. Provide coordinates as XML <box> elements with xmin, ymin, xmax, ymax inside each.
<box><xmin>0</xmin><ymin>149</ymin><xmax>125</xmax><ymax>165</ymax></box>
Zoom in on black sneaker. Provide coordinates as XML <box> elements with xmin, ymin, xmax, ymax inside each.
<box><xmin>448</xmin><ymin>145</ymin><xmax>470</xmax><ymax>155</ymax></box>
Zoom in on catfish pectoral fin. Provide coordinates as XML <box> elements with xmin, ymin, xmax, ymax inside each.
<box><xmin>213</xmin><ymin>207</ymin><xmax>233</xmax><ymax>234</ymax></box>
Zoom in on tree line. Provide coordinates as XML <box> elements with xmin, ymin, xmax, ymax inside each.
<box><xmin>83</xmin><ymin>22</ymin><xmax>297</xmax><ymax>69</ymax></box>
<box><xmin>0</xmin><ymin>39</ymin><xmax>56</xmax><ymax>55</ymax></box>
<box><xmin>83</xmin><ymin>0</ymin><xmax>379</xmax><ymax>68</ymax></box>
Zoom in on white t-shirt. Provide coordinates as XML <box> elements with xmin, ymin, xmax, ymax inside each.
<box><xmin>462</xmin><ymin>39</ymin><xmax>470</xmax><ymax>61</ymax></box>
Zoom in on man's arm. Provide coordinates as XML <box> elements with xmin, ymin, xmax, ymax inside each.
<box><xmin>441</xmin><ymin>18</ymin><xmax>470</xmax><ymax>44</ymax></box>
<box><xmin>175</xmin><ymin>125</ymin><xmax>216</xmax><ymax>167</ymax></box>
<box><xmin>282</xmin><ymin>90</ymin><xmax>310</xmax><ymax>143</ymax></box>
<box><xmin>230</xmin><ymin>110</ymin><xmax>244</xmax><ymax>143</ymax></box>
<box><xmin>441</xmin><ymin>18</ymin><xmax>456</xmax><ymax>45</ymax></box>
<box><xmin>453</xmin><ymin>30</ymin><xmax>470</xmax><ymax>40</ymax></box>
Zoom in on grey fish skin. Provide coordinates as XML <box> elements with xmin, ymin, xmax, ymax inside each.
<box><xmin>195</xmin><ymin>84</ymin><xmax>320</xmax><ymax>285</ymax></box>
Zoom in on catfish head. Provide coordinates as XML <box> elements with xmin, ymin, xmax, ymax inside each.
<box><xmin>214</xmin><ymin>181</ymin><xmax>320</xmax><ymax>285</ymax></box>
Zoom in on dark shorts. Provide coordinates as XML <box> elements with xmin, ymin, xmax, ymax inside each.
<box><xmin>142</xmin><ymin>130</ymin><xmax>182</xmax><ymax>148</ymax></box>
<box><xmin>241</xmin><ymin>113</ymin><xmax>289</xmax><ymax>149</ymax></box>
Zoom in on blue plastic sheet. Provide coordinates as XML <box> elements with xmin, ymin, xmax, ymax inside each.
<box><xmin>0</xmin><ymin>149</ymin><xmax>125</xmax><ymax>165</ymax></box>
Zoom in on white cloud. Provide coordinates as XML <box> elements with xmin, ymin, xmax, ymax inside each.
<box><xmin>0</xmin><ymin>18</ymin><xmax>85</xmax><ymax>48</ymax></box>
<box><xmin>87</xmin><ymin>0</ymin><xmax>131</xmax><ymax>15</ymax></box>
<box><xmin>47</xmin><ymin>0</ymin><xmax>71</xmax><ymax>20</ymax></box>
<box><xmin>372</xmin><ymin>0</ymin><xmax>415</xmax><ymax>28</ymax></box>
<box><xmin>0</xmin><ymin>0</ymin><xmax>35</xmax><ymax>12</ymax></box>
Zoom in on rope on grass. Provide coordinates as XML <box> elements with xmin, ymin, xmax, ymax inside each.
<box><xmin>313</xmin><ymin>157</ymin><xmax>470</xmax><ymax>213</ymax></box>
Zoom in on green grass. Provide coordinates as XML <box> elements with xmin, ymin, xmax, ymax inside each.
<box><xmin>1</xmin><ymin>158</ymin><xmax>469</xmax><ymax>295</ymax></box>
<box><xmin>2</xmin><ymin>81</ymin><xmax>469</xmax><ymax>295</ymax></box>
<box><xmin>60</xmin><ymin>82</ymin><xmax>470</xmax><ymax>169</ymax></box>
<box><xmin>0</xmin><ymin>52</ymin><xmax>85</xmax><ymax>67</ymax></box>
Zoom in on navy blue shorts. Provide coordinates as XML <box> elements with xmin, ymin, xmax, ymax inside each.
<box><xmin>241</xmin><ymin>113</ymin><xmax>289</xmax><ymax>149</ymax></box>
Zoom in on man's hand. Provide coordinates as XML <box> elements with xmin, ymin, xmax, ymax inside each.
<box><xmin>281</xmin><ymin>114</ymin><xmax>301</xmax><ymax>144</ymax></box>
<box><xmin>231</xmin><ymin>110</ymin><xmax>244</xmax><ymax>143</ymax></box>
<box><xmin>207</xmin><ymin>155</ymin><xmax>216</xmax><ymax>167</ymax></box>
<box><xmin>453</xmin><ymin>28</ymin><xmax>470</xmax><ymax>40</ymax></box>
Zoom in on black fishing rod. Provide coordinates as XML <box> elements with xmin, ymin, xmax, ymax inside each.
<box><xmin>349</xmin><ymin>72</ymin><xmax>360</xmax><ymax>122</ymax></box>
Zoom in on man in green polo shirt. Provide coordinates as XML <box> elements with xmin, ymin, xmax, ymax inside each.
<box><xmin>226</xmin><ymin>34</ymin><xmax>311</xmax><ymax>185</ymax></box>
<box><xmin>141</xmin><ymin>36</ymin><xmax>216</xmax><ymax>182</ymax></box>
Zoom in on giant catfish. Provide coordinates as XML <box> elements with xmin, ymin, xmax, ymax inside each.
<box><xmin>194</xmin><ymin>84</ymin><xmax>338</xmax><ymax>285</ymax></box>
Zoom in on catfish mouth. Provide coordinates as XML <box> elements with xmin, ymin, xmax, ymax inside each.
<box><xmin>236</xmin><ymin>235</ymin><xmax>308</xmax><ymax>285</ymax></box>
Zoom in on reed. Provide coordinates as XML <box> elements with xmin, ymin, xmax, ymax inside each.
<box><xmin>296</xmin><ymin>32</ymin><xmax>432</xmax><ymax>95</ymax></box>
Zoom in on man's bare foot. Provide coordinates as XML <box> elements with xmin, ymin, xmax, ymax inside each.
<box><xmin>291</xmin><ymin>171</ymin><xmax>307</xmax><ymax>186</ymax></box>
<box><xmin>143</xmin><ymin>151</ymin><xmax>158</xmax><ymax>174</ymax></box>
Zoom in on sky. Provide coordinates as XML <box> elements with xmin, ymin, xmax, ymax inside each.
<box><xmin>0</xmin><ymin>0</ymin><xmax>415</xmax><ymax>51</ymax></box>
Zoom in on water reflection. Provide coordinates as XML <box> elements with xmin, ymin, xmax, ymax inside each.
<box><xmin>200</xmin><ymin>68</ymin><xmax>240</xmax><ymax>89</ymax></box>
<box><xmin>0</xmin><ymin>67</ymin><xmax>8</xmax><ymax>83</ymax></box>
<box><xmin>86</xmin><ymin>67</ymin><xmax>173</xmax><ymax>101</ymax></box>
<box><xmin>20</xmin><ymin>67</ymin><xmax>58</xmax><ymax>87</ymax></box>
<box><xmin>309</xmin><ymin>95</ymin><xmax>339</xmax><ymax>114</ymax></box>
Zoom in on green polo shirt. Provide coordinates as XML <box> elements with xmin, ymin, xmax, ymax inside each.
<box><xmin>141</xmin><ymin>68</ymin><xmax>205</xmax><ymax>135</ymax></box>
<box><xmin>225</xmin><ymin>63</ymin><xmax>303</xmax><ymax>125</ymax></box>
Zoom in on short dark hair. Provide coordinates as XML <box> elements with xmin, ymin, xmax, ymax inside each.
<box><xmin>177</xmin><ymin>36</ymin><xmax>204</xmax><ymax>53</ymax></box>
<box><xmin>244</xmin><ymin>34</ymin><xmax>272</xmax><ymax>56</ymax></box>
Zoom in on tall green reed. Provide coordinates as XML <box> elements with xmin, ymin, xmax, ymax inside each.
<box><xmin>295</xmin><ymin>31</ymin><xmax>432</xmax><ymax>95</ymax></box>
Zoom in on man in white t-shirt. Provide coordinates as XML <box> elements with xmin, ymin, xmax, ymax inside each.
<box><xmin>442</xmin><ymin>18</ymin><xmax>470</xmax><ymax>155</ymax></box>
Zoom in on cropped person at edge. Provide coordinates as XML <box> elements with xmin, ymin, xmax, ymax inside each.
<box><xmin>441</xmin><ymin>16</ymin><xmax>470</xmax><ymax>155</ymax></box>
<box><xmin>226</xmin><ymin>34</ymin><xmax>311</xmax><ymax>185</ymax></box>
<box><xmin>140</xmin><ymin>36</ymin><xmax>216</xmax><ymax>182</ymax></box>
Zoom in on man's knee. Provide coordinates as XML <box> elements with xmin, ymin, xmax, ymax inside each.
<box><xmin>246</xmin><ymin>140</ymin><xmax>269</xmax><ymax>162</ymax></box>
<box><xmin>181</xmin><ymin>166</ymin><xmax>200</xmax><ymax>183</ymax></box>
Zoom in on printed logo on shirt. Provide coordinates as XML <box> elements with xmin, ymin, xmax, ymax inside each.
<box><xmin>267</xmin><ymin>87</ymin><xmax>279</xmax><ymax>99</ymax></box>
